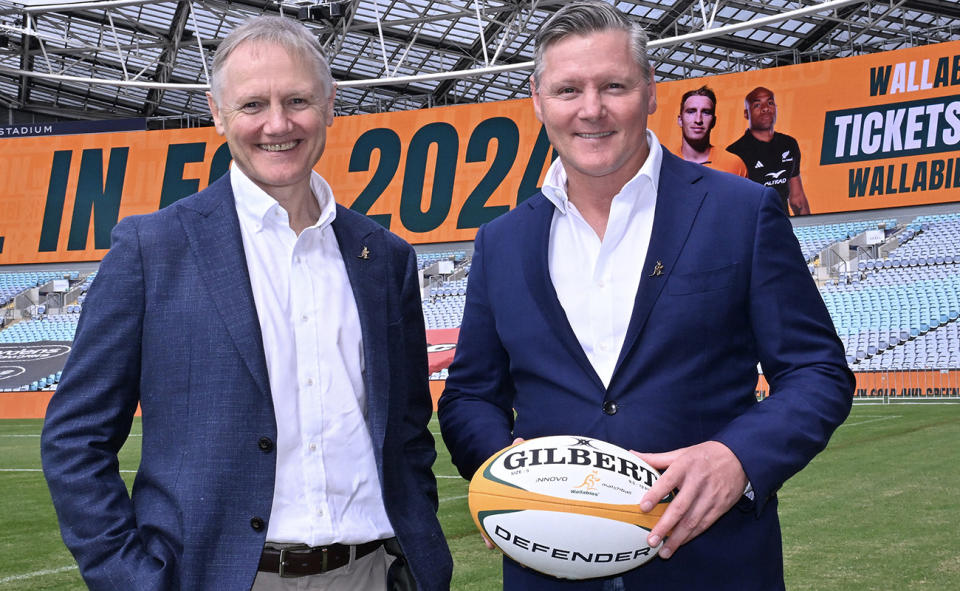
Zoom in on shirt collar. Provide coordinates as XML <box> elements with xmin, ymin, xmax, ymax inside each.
<box><xmin>541</xmin><ymin>129</ymin><xmax>663</xmax><ymax>214</ymax></box>
<box><xmin>231</xmin><ymin>166</ymin><xmax>337</xmax><ymax>233</ymax></box>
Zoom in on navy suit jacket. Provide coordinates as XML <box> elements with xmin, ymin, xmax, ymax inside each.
<box><xmin>438</xmin><ymin>149</ymin><xmax>854</xmax><ymax>590</ymax></box>
<box><xmin>41</xmin><ymin>174</ymin><xmax>452</xmax><ymax>591</ymax></box>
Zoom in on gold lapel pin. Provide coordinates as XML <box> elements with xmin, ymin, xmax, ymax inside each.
<box><xmin>650</xmin><ymin>260</ymin><xmax>664</xmax><ymax>277</ymax></box>
<box><xmin>358</xmin><ymin>246</ymin><xmax>370</xmax><ymax>259</ymax></box>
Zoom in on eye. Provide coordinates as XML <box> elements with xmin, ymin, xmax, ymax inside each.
<box><xmin>240</xmin><ymin>101</ymin><xmax>262</xmax><ymax>112</ymax></box>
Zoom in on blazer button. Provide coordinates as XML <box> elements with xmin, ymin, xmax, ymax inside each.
<box><xmin>250</xmin><ymin>517</ymin><xmax>265</xmax><ymax>532</ymax></box>
<box><xmin>602</xmin><ymin>400</ymin><xmax>618</xmax><ymax>415</ymax></box>
<box><xmin>258</xmin><ymin>437</ymin><xmax>274</xmax><ymax>452</ymax></box>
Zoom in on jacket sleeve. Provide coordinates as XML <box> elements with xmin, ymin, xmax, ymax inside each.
<box><xmin>41</xmin><ymin>217</ymin><xmax>174</xmax><ymax>591</ymax></box>
<box><xmin>437</xmin><ymin>225</ymin><xmax>517</xmax><ymax>480</ymax></box>
<box><xmin>397</xmin><ymin>243</ymin><xmax>441</xmax><ymax>508</ymax></box>
<box><xmin>384</xmin><ymin>239</ymin><xmax>453</xmax><ymax>591</ymax></box>
<box><xmin>713</xmin><ymin>188</ymin><xmax>855</xmax><ymax>513</ymax></box>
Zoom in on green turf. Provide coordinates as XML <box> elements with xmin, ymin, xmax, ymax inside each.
<box><xmin>1</xmin><ymin>405</ymin><xmax>958</xmax><ymax>589</ymax></box>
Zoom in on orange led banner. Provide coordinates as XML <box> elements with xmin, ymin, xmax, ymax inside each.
<box><xmin>2</xmin><ymin>40</ymin><xmax>959</xmax><ymax>265</ymax></box>
<box><xmin>649</xmin><ymin>39</ymin><xmax>960</xmax><ymax>216</ymax></box>
<box><xmin>0</xmin><ymin>100</ymin><xmax>551</xmax><ymax>264</ymax></box>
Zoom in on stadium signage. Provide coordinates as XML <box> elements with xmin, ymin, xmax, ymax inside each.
<box><xmin>867</xmin><ymin>55</ymin><xmax>960</xmax><ymax>96</ymax></box>
<box><xmin>0</xmin><ymin>366</ymin><xmax>26</xmax><ymax>380</ymax></box>
<box><xmin>0</xmin><ymin>124</ymin><xmax>55</xmax><ymax>137</ymax></box>
<box><xmin>0</xmin><ymin>118</ymin><xmax>145</xmax><ymax>139</ymax></box>
<box><xmin>0</xmin><ymin>342</ymin><xmax>71</xmax><ymax>390</ymax></box>
<box><xmin>2</xmin><ymin>41</ymin><xmax>960</xmax><ymax>264</ymax></box>
<box><xmin>817</xmin><ymin>47</ymin><xmax>960</xmax><ymax>200</ymax></box>
<box><xmin>0</xmin><ymin>343</ymin><xmax>71</xmax><ymax>362</ymax></box>
<box><xmin>820</xmin><ymin>95</ymin><xmax>960</xmax><ymax>198</ymax></box>
<box><xmin>822</xmin><ymin>96</ymin><xmax>960</xmax><ymax>164</ymax></box>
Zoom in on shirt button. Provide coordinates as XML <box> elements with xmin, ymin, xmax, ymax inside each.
<box><xmin>602</xmin><ymin>400</ymin><xmax>618</xmax><ymax>415</ymax></box>
<box><xmin>301</xmin><ymin>315</ymin><xmax>309</xmax><ymax>323</ymax></box>
<box><xmin>599</xmin><ymin>342</ymin><xmax>609</xmax><ymax>352</ymax></box>
<box><xmin>306</xmin><ymin>378</ymin><xmax>314</xmax><ymax>387</ymax></box>
<box><xmin>309</xmin><ymin>443</ymin><xmax>317</xmax><ymax>452</ymax></box>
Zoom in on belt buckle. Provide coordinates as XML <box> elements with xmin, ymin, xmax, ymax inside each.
<box><xmin>277</xmin><ymin>544</ymin><xmax>313</xmax><ymax>578</ymax></box>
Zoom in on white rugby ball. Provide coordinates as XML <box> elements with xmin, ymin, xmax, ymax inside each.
<box><xmin>468</xmin><ymin>435</ymin><xmax>670</xmax><ymax>580</ymax></box>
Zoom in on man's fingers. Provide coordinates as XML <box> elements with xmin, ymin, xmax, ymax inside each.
<box><xmin>645</xmin><ymin>474</ymin><xmax>690</xmax><ymax>545</ymax></box>
<box><xmin>639</xmin><ymin>460</ymin><xmax>680</xmax><ymax>512</ymax></box>
<box><xmin>652</xmin><ymin>492</ymin><xmax>713</xmax><ymax>559</ymax></box>
<box><xmin>640</xmin><ymin>441</ymin><xmax>748</xmax><ymax>560</ymax></box>
<box><xmin>630</xmin><ymin>448</ymin><xmax>682</xmax><ymax>471</ymax></box>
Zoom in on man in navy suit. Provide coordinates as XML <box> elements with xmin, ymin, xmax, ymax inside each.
<box><xmin>41</xmin><ymin>16</ymin><xmax>451</xmax><ymax>591</ymax></box>
<box><xmin>438</xmin><ymin>2</ymin><xmax>853</xmax><ymax>589</ymax></box>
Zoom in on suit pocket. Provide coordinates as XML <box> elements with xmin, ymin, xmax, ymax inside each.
<box><xmin>667</xmin><ymin>263</ymin><xmax>738</xmax><ymax>295</ymax></box>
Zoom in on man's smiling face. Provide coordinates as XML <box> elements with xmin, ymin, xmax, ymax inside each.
<box><xmin>207</xmin><ymin>40</ymin><xmax>334</xmax><ymax>199</ymax></box>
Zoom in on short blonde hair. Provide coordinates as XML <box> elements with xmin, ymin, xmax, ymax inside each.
<box><xmin>209</xmin><ymin>15</ymin><xmax>333</xmax><ymax>103</ymax></box>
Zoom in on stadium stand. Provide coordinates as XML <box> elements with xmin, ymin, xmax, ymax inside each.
<box><xmin>3</xmin><ymin>217</ymin><xmax>959</xmax><ymax>399</ymax></box>
<box><xmin>1</xmin><ymin>271</ymin><xmax>80</xmax><ymax>306</ymax></box>
<box><xmin>793</xmin><ymin>219</ymin><xmax>898</xmax><ymax>263</ymax></box>
<box><xmin>0</xmin><ymin>314</ymin><xmax>81</xmax><ymax>344</ymax></box>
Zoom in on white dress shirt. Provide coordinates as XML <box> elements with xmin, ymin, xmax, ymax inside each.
<box><xmin>541</xmin><ymin>130</ymin><xmax>663</xmax><ymax>387</ymax></box>
<box><xmin>232</xmin><ymin>166</ymin><xmax>394</xmax><ymax>546</ymax></box>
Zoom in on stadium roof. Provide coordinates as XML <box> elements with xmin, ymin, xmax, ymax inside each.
<box><xmin>0</xmin><ymin>0</ymin><xmax>958</xmax><ymax>126</ymax></box>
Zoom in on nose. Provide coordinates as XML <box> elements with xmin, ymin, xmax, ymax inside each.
<box><xmin>578</xmin><ymin>88</ymin><xmax>605</xmax><ymax>120</ymax></box>
<box><xmin>263</xmin><ymin>103</ymin><xmax>294</xmax><ymax>135</ymax></box>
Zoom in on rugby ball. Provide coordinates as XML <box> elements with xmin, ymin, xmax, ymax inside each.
<box><xmin>468</xmin><ymin>435</ymin><xmax>671</xmax><ymax>580</ymax></box>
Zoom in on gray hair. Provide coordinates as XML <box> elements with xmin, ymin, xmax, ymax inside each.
<box><xmin>532</xmin><ymin>1</ymin><xmax>651</xmax><ymax>90</ymax></box>
<box><xmin>209</xmin><ymin>15</ymin><xmax>334</xmax><ymax>103</ymax></box>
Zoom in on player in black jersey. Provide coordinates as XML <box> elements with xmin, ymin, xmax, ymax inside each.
<box><xmin>726</xmin><ymin>87</ymin><xmax>811</xmax><ymax>215</ymax></box>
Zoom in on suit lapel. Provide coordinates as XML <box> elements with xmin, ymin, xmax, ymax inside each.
<box><xmin>331</xmin><ymin>208</ymin><xmax>389</xmax><ymax>455</ymax></box>
<box><xmin>176</xmin><ymin>176</ymin><xmax>271</xmax><ymax>400</ymax></box>
<box><xmin>611</xmin><ymin>150</ymin><xmax>706</xmax><ymax>382</ymax></box>
<box><xmin>520</xmin><ymin>195</ymin><xmax>606</xmax><ymax>391</ymax></box>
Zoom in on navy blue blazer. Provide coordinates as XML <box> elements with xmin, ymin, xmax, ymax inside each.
<box><xmin>438</xmin><ymin>149</ymin><xmax>854</xmax><ymax>590</ymax></box>
<box><xmin>41</xmin><ymin>174</ymin><xmax>452</xmax><ymax>591</ymax></box>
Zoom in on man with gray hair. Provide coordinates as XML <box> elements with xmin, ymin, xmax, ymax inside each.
<box><xmin>439</xmin><ymin>1</ymin><xmax>853</xmax><ymax>589</ymax></box>
<box><xmin>42</xmin><ymin>15</ymin><xmax>451</xmax><ymax>591</ymax></box>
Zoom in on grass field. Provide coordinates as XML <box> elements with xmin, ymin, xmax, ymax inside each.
<box><xmin>1</xmin><ymin>404</ymin><xmax>958</xmax><ymax>590</ymax></box>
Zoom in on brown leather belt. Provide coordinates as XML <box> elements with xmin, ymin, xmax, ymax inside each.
<box><xmin>258</xmin><ymin>540</ymin><xmax>386</xmax><ymax>577</ymax></box>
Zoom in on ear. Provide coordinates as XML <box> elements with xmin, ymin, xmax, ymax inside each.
<box><xmin>325</xmin><ymin>83</ymin><xmax>337</xmax><ymax>127</ymax></box>
<box><xmin>206</xmin><ymin>92</ymin><xmax>225</xmax><ymax>136</ymax></box>
<box><xmin>530</xmin><ymin>75</ymin><xmax>544</xmax><ymax>122</ymax></box>
<box><xmin>677</xmin><ymin>114</ymin><xmax>683</xmax><ymax>128</ymax></box>
<box><xmin>646</xmin><ymin>67</ymin><xmax>657</xmax><ymax>115</ymax></box>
